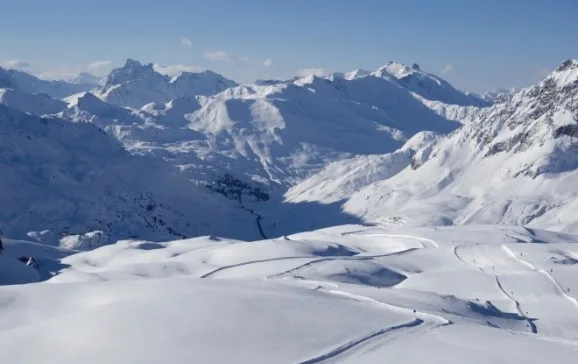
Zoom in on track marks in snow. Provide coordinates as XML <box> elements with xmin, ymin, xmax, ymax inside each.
<box><xmin>199</xmin><ymin>256</ymin><xmax>312</xmax><ymax>278</ymax></box>
<box><xmin>453</xmin><ymin>244</ymin><xmax>537</xmax><ymax>333</ymax></box>
<box><xmin>297</xmin><ymin>319</ymin><xmax>423</xmax><ymax>364</ymax></box>
<box><xmin>266</xmin><ymin>248</ymin><xmax>417</xmax><ymax>281</ymax></box>
<box><xmin>453</xmin><ymin>243</ymin><xmax>578</xmax><ymax>338</ymax></box>
<box><xmin>297</xmin><ymin>289</ymin><xmax>450</xmax><ymax>364</ymax></box>
<box><xmin>502</xmin><ymin>245</ymin><xmax>578</xmax><ymax>309</ymax></box>
<box><xmin>342</xmin><ymin>231</ymin><xmax>439</xmax><ymax>248</ymax></box>
<box><xmin>202</xmin><ymin>232</ymin><xmax>428</xmax><ymax>280</ymax></box>
<box><xmin>493</xmin><ymin>275</ymin><xmax>538</xmax><ymax>334</ymax></box>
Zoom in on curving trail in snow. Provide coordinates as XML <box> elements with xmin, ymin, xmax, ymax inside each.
<box><xmin>199</xmin><ymin>256</ymin><xmax>312</xmax><ymax>278</ymax></box>
<box><xmin>501</xmin><ymin>245</ymin><xmax>578</xmax><ymax>309</ymax></box>
<box><xmin>295</xmin><ymin>288</ymin><xmax>450</xmax><ymax>364</ymax></box>
<box><xmin>266</xmin><ymin>248</ymin><xmax>417</xmax><ymax>281</ymax></box>
<box><xmin>297</xmin><ymin>319</ymin><xmax>424</xmax><ymax>364</ymax></box>
<box><xmin>341</xmin><ymin>231</ymin><xmax>440</xmax><ymax>248</ymax></box>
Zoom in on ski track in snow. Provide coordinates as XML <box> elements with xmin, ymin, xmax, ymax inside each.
<box><xmin>296</xmin><ymin>319</ymin><xmax>424</xmax><ymax>364</ymax></box>
<box><xmin>501</xmin><ymin>245</ymin><xmax>578</xmax><ymax>309</ymax></box>
<box><xmin>453</xmin><ymin>243</ymin><xmax>578</xmax><ymax>337</ymax></box>
<box><xmin>200</xmin><ymin>231</ymin><xmax>449</xmax><ymax>362</ymax></box>
<box><xmin>453</xmin><ymin>244</ymin><xmax>537</xmax><ymax>333</ymax></box>
<box><xmin>492</xmin><ymin>275</ymin><xmax>538</xmax><ymax>334</ymax></box>
<box><xmin>201</xmin><ymin>232</ymin><xmax>431</xmax><ymax>280</ymax></box>
<box><xmin>296</xmin><ymin>289</ymin><xmax>450</xmax><ymax>364</ymax></box>
<box><xmin>266</xmin><ymin>248</ymin><xmax>418</xmax><ymax>281</ymax></box>
<box><xmin>284</xmin><ymin>233</ymin><xmax>450</xmax><ymax>363</ymax></box>
<box><xmin>341</xmin><ymin>231</ymin><xmax>440</xmax><ymax>248</ymax></box>
<box><xmin>199</xmin><ymin>256</ymin><xmax>314</xmax><ymax>278</ymax></box>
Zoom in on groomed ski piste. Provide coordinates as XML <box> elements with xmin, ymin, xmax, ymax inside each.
<box><xmin>1</xmin><ymin>224</ymin><xmax>578</xmax><ymax>363</ymax></box>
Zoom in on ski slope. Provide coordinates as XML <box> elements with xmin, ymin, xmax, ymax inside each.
<box><xmin>1</xmin><ymin>225</ymin><xmax>578</xmax><ymax>363</ymax></box>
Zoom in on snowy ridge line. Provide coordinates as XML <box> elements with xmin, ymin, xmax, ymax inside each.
<box><xmin>340</xmin><ymin>231</ymin><xmax>440</xmax><ymax>248</ymax></box>
<box><xmin>502</xmin><ymin>245</ymin><xmax>578</xmax><ymax>308</ymax></box>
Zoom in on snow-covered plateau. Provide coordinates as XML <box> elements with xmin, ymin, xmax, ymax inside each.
<box><xmin>0</xmin><ymin>58</ymin><xmax>577</xmax><ymax>363</ymax></box>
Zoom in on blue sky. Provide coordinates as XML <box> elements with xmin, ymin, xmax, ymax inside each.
<box><xmin>1</xmin><ymin>0</ymin><xmax>576</xmax><ymax>92</ymax></box>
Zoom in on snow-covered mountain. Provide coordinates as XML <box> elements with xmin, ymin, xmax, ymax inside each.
<box><xmin>2</xmin><ymin>57</ymin><xmax>578</xmax><ymax>364</ymax></box>
<box><xmin>58</xmin><ymin>60</ymin><xmax>461</xmax><ymax>203</ymax></box>
<box><xmin>71</xmin><ymin>72</ymin><xmax>102</xmax><ymax>85</ymax></box>
<box><xmin>6</xmin><ymin>68</ymin><xmax>95</xmax><ymax>98</ymax></box>
<box><xmin>371</xmin><ymin>62</ymin><xmax>490</xmax><ymax>106</ymax></box>
<box><xmin>0</xmin><ymin>87</ymin><xmax>67</xmax><ymax>115</ymax></box>
<box><xmin>95</xmin><ymin>59</ymin><xmax>237</xmax><ymax>108</ymax></box>
<box><xmin>0</xmin><ymin>67</ymin><xmax>18</xmax><ymax>88</ymax></box>
<box><xmin>3</xmin><ymin>57</ymin><xmax>577</xmax><ymax>242</ymax></box>
<box><xmin>277</xmin><ymin>60</ymin><xmax>578</xmax><ymax>234</ymax></box>
<box><xmin>0</xmin><ymin>103</ymin><xmax>256</xmax><ymax>247</ymax></box>
<box><xmin>474</xmin><ymin>87</ymin><xmax>519</xmax><ymax>102</ymax></box>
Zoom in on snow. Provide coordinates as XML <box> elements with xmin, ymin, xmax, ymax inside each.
<box><xmin>7</xmin><ymin>68</ymin><xmax>95</xmax><ymax>98</ymax></box>
<box><xmin>0</xmin><ymin>104</ymin><xmax>257</xmax><ymax>245</ymax></box>
<box><xmin>371</xmin><ymin>61</ymin><xmax>490</xmax><ymax>106</ymax></box>
<box><xmin>70</xmin><ymin>72</ymin><xmax>102</xmax><ymax>85</ymax></box>
<box><xmin>68</xmin><ymin>62</ymin><xmax>460</xmax><ymax>195</ymax></box>
<box><xmin>0</xmin><ymin>67</ymin><xmax>18</xmax><ymax>88</ymax></box>
<box><xmin>1</xmin><ymin>58</ymin><xmax>578</xmax><ymax>362</ymax></box>
<box><xmin>277</xmin><ymin>59</ymin><xmax>578</xmax><ymax>235</ymax></box>
<box><xmin>0</xmin><ymin>87</ymin><xmax>67</xmax><ymax>115</ymax></box>
<box><xmin>2</xmin><ymin>225</ymin><xmax>578</xmax><ymax>363</ymax></box>
<box><xmin>95</xmin><ymin>59</ymin><xmax>237</xmax><ymax>108</ymax></box>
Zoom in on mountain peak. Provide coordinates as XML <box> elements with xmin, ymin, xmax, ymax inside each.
<box><xmin>124</xmin><ymin>58</ymin><xmax>149</xmax><ymax>69</ymax></box>
<box><xmin>555</xmin><ymin>59</ymin><xmax>578</xmax><ymax>72</ymax></box>
<box><xmin>104</xmin><ymin>59</ymin><xmax>157</xmax><ymax>87</ymax></box>
<box><xmin>546</xmin><ymin>59</ymin><xmax>578</xmax><ymax>88</ymax></box>
<box><xmin>375</xmin><ymin>61</ymin><xmax>416</xmax><ymax>79</ymax></box>
<box><xmin>0</xmin><ymin>66</ymin><xmax>18</xmax><ymax>88</ymax></box>
<box><xmin>71</xmin><ymin>72</ymin><xmax>101</xmax><ymax>85</ymax></box>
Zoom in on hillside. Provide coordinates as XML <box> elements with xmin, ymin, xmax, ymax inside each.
<box><xmin>0</xmin><ymin>104</ymin><xmax>257</xmax><ymax>247</ymax></box>
<box><xmin>277</xmin><ymin>60</ymin><xmax>578</xmax><ymax>235</ymax></box>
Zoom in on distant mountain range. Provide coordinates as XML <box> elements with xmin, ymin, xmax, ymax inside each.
<box><xmin>1</xmin><ymin>58</ymin><xmax>577</xmax><ymax>246</ymax></box>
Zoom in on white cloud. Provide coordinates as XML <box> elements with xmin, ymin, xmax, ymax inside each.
<box><xmin>181</xmin><ymin>37</ymin><xmax>193</xmax><ymax>47</ymax></box>
<box><xmin>263</xmin><ymin>58</ymin><xmax>273</xmax><ymax>68</ymax></box>
<box><xmin>295</xmin><ymin>68</ymin><xmax>329</xmax><ymax>78</ymax></box>
<box><xmin>31</xmin><ymin>60</ymin><xmax>114</xmax><ymax>81</ymax></box>
<box><xmin>87</xmin><ymin>60</ymin><xmax>113</xmax><ymax>76</ymax></box>
<box><xmin>154</xmin><ymin>63</ymin><xmax>204</xmax><ymax>77</ymax></box>
<box><xmin>441</xmin><ymin>64</ymin><xmax>454</xmax><ymax>74</ymax></box>
<box><xmin>203</xmin><ymin>50</ymin><xmax>235</xmax><ymax>61</ymax></box>
<box><xmin>1</xmin><ymin>59</ymin><xmax>33</xmax><ymax>69</ymax></box>
<box><xmin>35</xmin><ymin>68</ymin><xmax>81</xmax><ymax>81</ymax></box>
